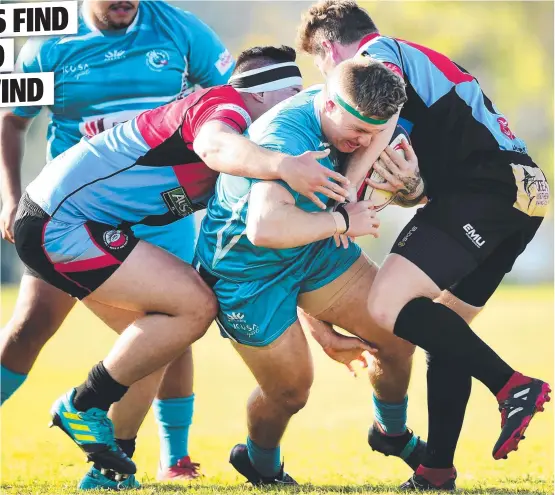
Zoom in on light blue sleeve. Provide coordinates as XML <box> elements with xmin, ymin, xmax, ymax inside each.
<box><xmin>176</xmin><ymin>10</ymin><xmax>235</xmax><ymax>87</ymax></box>
<box><xmin>360</xmin><ymin>37</ymin><xmax>403</xmax><ymax>70</ymax></box>
<box><xmin>250</xmin><ymin>123</ymin><xmax>318</xmax><ymax>204</ymax></box>
<box><xmin>12</xmin><ymin>38</ymin><xmax>51</xmax><ymax>119</ymax></box>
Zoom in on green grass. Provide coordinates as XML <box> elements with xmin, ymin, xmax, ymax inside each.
<box><xmin>1</xmin><ymin>285</ymin><xmax>553</xmax><ymax>495</ymax></box>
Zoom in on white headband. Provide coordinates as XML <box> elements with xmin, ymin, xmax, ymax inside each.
<box><xmin>229</xmin><ymin>62</ymin><xmax>302</xmax><ymax>93</ymax></box>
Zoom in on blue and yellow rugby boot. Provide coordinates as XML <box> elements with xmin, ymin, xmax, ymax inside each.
<box><xmin>50</xmin><ymin>389</ymin><xmax>136</xmax><ymax>475</ymax></box>
<box><xmin>78</xmin><ymin>466</ymin><xmax>140</xmax><ymax>491</ymax></box>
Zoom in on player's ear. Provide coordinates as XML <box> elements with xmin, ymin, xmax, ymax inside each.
<box><xmin>325</xmin><ymin>98</ymin><xmax>337</xmax><ymax>114</ymax></box>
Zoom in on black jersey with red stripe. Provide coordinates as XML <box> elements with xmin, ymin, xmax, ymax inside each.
<box><xmin>357</xmin><ymin>34</ymin><xmax>542</xmax><ymax>202</ymax></box>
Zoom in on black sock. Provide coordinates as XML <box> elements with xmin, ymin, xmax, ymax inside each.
<box><xmin>116</xmin><ymin>437</ymin><xmax>136</xmax><ymax>459</ymax></box>
<box><xmin>73</xmin><ymin>361</ymin><xmax>128</xmax><ymax>412</ymax></box>
<box><xmin>423</xmin><ymin>352</ymin><xmax>471</xmax><ymax>468</ymax></box>
<box><xmin>394</xmin><ymin>298</ymin><xmax>514</xmax><ymax>395</ymax></box>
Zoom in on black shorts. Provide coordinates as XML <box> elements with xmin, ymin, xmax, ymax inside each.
<box><xmin>14</xmin><ymin>193</ymin><xmax>139</xmax><ymax>300</ymax></box>
<box><xmin>390</xmin><ymin>192</ymin><xmax>545</xmax><ymax>307</ymax></box>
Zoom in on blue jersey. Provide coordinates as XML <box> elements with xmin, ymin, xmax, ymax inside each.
<box><xmin>13</xmin><ymin>1</ymin><xmax>234</xmax><ymax>161</ymax></box>
<box><xmin>196</xmin><ymin>86</ymin><xmax>356</xmax><ymax>283</ymax></box>
<box><xmin>357</xmin><ymin>34</ymin><xmax>536</xmax><ymax>198</ymax></box>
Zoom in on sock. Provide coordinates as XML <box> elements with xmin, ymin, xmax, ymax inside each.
<box><xmin>73</xmin><ymin>362</ymin><xmax>128</xmax><ymax>412</ymax></box>
<box><xmin>116</xmin><ymin>437</ymin><xmax>137</xmax><ymax>459</ymax></box>
<box><xmin>373</xmin><ymin>394</ymin><xmax>408</xmax><ymax>436</ymax></box>
<box><xmin>246</xmin><ymin>436</ymin><xmax>281</xmax><ymax>478</ymax></box>
<box><xmin>416</xmin><ymin>465</ymin><xmax>456</xmax><ymax>487</ymax></box>
<box><xmin>153</xmin><ymin>395</ymin><xmax>194</xmax><ymax>469</ymax></box>
<box><xmin>394</xmin><ymin>298</ymin><xmax>514</xmax><ymax>395</ymax></box>
<box><xmin>423</xmin><ymin>352</ymin><xmax>471</xmax><ymax>468</ymax></box>
<box><xmin>495</xmin><ymin>372</ymin><xmax>533</xmax><ymax>402</ymax></box>
<box><xmin>1</xmin><ymin>365</ymin><xmax>28</xmax><ymax>405</ymax></box>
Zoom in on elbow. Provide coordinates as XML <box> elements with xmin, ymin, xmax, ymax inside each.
<box><xmin>246</xmin><ymin>220</ymin><xmax>277</xmax><ymax>248</ymax></box>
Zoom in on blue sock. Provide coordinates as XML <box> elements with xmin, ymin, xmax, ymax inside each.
<box><xmin>153</xmin><ymin>394</ymin><xmax>194</xmax><ymax>468</ymax></box>
<box><xmin>373</xmin><ymin>394</ymin><xmax>408</xmax><ymax>435</ymax></box>
<box><xmin>246</xmin><ymin>436</ymin><xmax>281</xmax><ymax>477</ymax></box>
<box><xmin>1</xmin><ymin>365</ymin><xmax>28</xmax><ymax>405</ymax></box>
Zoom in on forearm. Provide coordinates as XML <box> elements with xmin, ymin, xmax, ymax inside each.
<box><xmin>195</xmin><ymin>131</ymin><xmax>285</xmax><ymax>179</ymax></box>
<box><xmin>344</xmin><ymin>114</ymin><xmax>399</xmax><ymax>190</ymax></box>
<box><xmin>247</xmin><ymin>202</ymin><xmax>342</xmax><ymax>249</ymax></box>
<box><xmin>0</xmin><ymin>113</ymin><xmax>27</xmax><ymax>203</ymax></box>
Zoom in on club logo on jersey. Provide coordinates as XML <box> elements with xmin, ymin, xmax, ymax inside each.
<box><xmin>146</xmin><ymin>49</ymin><xmax>170</xmax><ymax>72</ymax></box>
<box><xmin>162</xmin><ymin>186</ymin><xmax>195</xmax><ymax>217</ymax></box>
<box><xmin>63</xmin><ymin>63</ymin><xmax>90</xmax><ymax>80</ymax></box>
<box><xmin>463</xmin><ymin>224</ymin><xmax>485</xmax><ymax>248</ymax></box>
<box><xmin>103</xmin><ymin>229</ymin><xmax>129</xmax><ymax>250</ymax></box>
<box><xmin>215</xmin><ymin>49</ymin><xmax>233</xmax><ymax>75</ymax></box>
<box><xmin>511</xmin><ymin>164</ymin><xmax>550</xmax><ymax>218</ymax></box>
<box><xmin>497</xmin><ymin>117</ymin><xmax>516</xmax><ymax>140</ymax></box>
<box><xmin>105</xmin><ymin>50</ymin><xmax>126</xmax><ymax>62</ymax></box>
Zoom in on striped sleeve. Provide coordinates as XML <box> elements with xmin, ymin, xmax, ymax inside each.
<box><xmin>188</xmin><ymin>87</ymin><xmax>252</xmax><ymax>138</ymax></box>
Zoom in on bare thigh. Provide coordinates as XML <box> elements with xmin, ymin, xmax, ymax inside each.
<box><xmin>299</xmin><ymin>253</ymin><xmax>414</xmax><ymax>358</ymax></box>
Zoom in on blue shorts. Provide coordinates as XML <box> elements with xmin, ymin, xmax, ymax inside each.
<box><xmin>132</xmin><ymin>215</ymin><xmax>196</xmax><ymax>263</ymax></box>
<box><xmin>196</xmin><ymin>241</ymin><xmax>361</xmax><ymax>347</ymax></box>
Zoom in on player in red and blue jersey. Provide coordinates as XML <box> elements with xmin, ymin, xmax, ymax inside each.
<box><xmin>298</xmin><ymin>1</ymin><xmax>550</xmax><ymax>490</ymax></box>
<box><xmin>13</xmin><ymin>45</ymin><xmax>350</xmax><ymax>481</ymax></box>
<box><xmin>0</xmin><ymin>1</ymin><xmax>236</xmax><ymax>486</ymax></box>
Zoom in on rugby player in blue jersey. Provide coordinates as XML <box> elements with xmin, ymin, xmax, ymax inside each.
<box><xmin>298</xmin><ymin>1</ymin><xmax>551</xmax><ymax>490</ymax></box>
<box><xmin>194</xmin><ymin>57</ymin><xmax>429</xmax><ymax>485</ymax></box>
<box><xmin>0</xmin><ymin>0</ymin><xmax>234</xmax><ymax>488</ymax></box>
<box><xmin>13</xmin><ymin>45</ymin><xmax>351</xmax><ymax>486</ymax></box>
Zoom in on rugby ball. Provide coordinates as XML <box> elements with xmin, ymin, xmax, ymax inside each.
<box><xmin>357</xmin><ymin>124</ymin><xmax>411</xmax><ymax>211</ymax></box>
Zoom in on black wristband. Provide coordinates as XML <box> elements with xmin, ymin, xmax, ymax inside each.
<box><xmin>334</xmin><ymin>202</ymin><xmax>350</xmax><ymax>233</ymax></box>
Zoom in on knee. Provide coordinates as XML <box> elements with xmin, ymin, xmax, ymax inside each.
<box><xmin>375</xmin><ymin>338</ymin><xmax>415</xmax><ymax>365</ymax></box>
<box><xmin>278</xmin><ymin>386</ymin><xmax>311</xmax><ymax>415</ymax></box>
<box><xmin>267</xmin><ymin>373</ymin><xmax>313</xmax><ymax>416</ymax></box>
<box><xmin>436</xmin><ymin>291</ymin><xmax>482</xmax><ymax>325</ymax></box>
<box><xmin>367</xmin><ymin>296</ymin><xmax>397</xmax><ymax>333</ymax></box>
<box><xmin>180</xmin><ymin>278</ymin><xmax>218</xmax><ymax>340</ymax></box>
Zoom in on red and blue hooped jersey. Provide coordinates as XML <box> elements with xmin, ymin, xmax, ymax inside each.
<box><xmin>357</xmin><ymin>34</ymin><xmax>537</xmax><ymax>198</ymax></box>
<box><xmin>26</xmin><ymin>86</ymin><xmax>251</xmax><ymax>228</ymax></box>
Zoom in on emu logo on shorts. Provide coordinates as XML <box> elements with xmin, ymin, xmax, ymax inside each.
<box><xmin>146</xmin><ymin>50</ymin><xmax>170</xmax><ymax>72</ymax></box>
<box><xmin>103</xmin><ymin>229</ymin><xmax>128</xmax><ymax>250</ymax></box>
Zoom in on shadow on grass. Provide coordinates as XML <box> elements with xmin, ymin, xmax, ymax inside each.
<box><xmin>1</xmin><ymin>480</ymin><xmax>551</xmax><ymax>495</ymax></box>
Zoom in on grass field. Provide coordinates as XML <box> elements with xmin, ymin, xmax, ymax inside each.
<box><xmin>1</xmin><ymin>284</ymin><xmax>553</xmax><ymax>495</ymax></box>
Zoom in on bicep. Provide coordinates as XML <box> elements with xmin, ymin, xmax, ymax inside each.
<box><xmin>193</xmin><ymin>120</ymin><xmax>237</xmax><ymax>151</ymax></box>
<box><xmin>249</xmin><ymin>181</ymin><xmax>295</xmax><ymax>217</ymax></box>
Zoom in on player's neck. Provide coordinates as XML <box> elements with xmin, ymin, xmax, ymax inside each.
<box><xmin>357</xmin><ymin>32</ymin><xmax>381</xmax><ymax>50</ymax></box>
<box><xmin>85</xmin><ymin>7</ymin><xmax>138</xmax><ymax>33</ymax></box>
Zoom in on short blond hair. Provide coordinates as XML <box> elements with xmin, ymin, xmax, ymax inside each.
<box><xmin>330</xmin><ymin>57</ymin><xmax>406</xmax><ymax>121</ymax></box>
<box><xmin>297</xmin><ymin>0</ymin><xmax>377</xmax><ymax>55</ymax></box>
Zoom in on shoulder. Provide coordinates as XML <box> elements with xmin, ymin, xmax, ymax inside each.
<box><xmin>16</xmin><ymin>36</ymin><xmax>65</xmax><ymax>71</ymax></box>
<box><xmin>146</xmin><ymin>2</ymin><xmax>206</xmax><ymax>31</ymax></box>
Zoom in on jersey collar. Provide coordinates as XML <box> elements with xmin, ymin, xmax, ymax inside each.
<box><xmin>357</xmin><ymin>32</ymin><xmax>381</xmax><ymax>50</ymax></box>
<box><xmin>82</xmin><ymin>3</ymin><xmax>141</xmax><ymax>36</ymax></box>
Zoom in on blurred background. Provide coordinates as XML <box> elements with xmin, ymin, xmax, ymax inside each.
<box><xmin>1</xmin><ymin>3</ymin><xmax>552</xmax><ymax>492</ymax></box>
<box><xmin>1</xmin><ymin>0</ymin><xmax>553</xmax><ymax>286</ymax></box>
